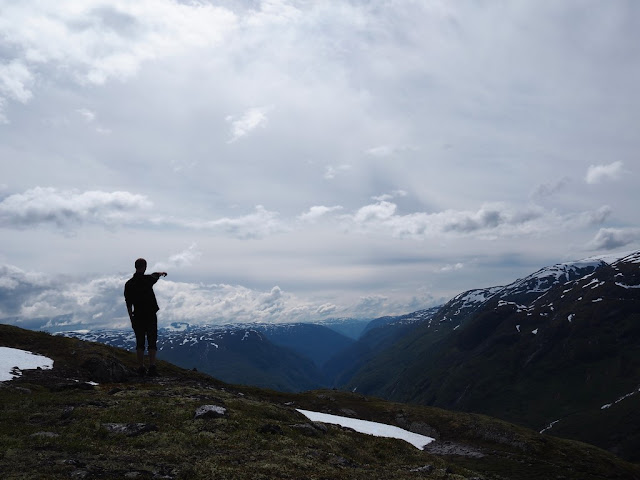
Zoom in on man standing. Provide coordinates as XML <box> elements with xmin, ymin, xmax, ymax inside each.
<box><xmin>124</xmin><ymin>258</ymin><xmax>167</xmax><ymax>376</ymax></box>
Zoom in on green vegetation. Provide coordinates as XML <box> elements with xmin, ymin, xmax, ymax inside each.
<box><xmin>1</xmin><ymin>324</ymin><xmax>639</xmax><ymax>479</ymax></box>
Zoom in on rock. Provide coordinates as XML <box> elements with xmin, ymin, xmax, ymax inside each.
<box><xmin>257</xmin><ymin>423</ymin><xmax>283</xmax><ymax>435</ymax></box>
<box><xmin>102</xmin><ymin>423</ymin><xmax>158</xmax><ymax>436</ymax></box>
<box><xmin>12</xmin><ymin>386</ymin><xmax>32</xmax><ymax>394</ymax></box>
<box><xmin>395</xmin><ymin>414</ymin><xmax>440</xmax><ymax>440</ymax></box>
<box><xmin>30</xmin><ymin>431</ymin><xmax>60</xmax><ymax>438</ymax></box>
<box><xmin>409</xmin><ymin>465</ymin><xmax>434</xmax><ymax>473</ymax></box>
<box><xmin>327</xmin><ymin>454</ymin><xmax>358</xmax><ymax>468</ymax></box>
<box><xmin>61</xmin><ymin>406</ymin><xmax>75</xmax><ymax>420</ymax></box>
<box><xmin>339</xmin><ymin>408</ymin><xmax>357</xmax><ymax>417</ymax></box>
<box><xmin>81</xmin><ymin>355</ymin><xmax>131</xmax><ymax>383</ymax></box>
<box><xmin>291</xmin><ymin>422</ymin><xmax>326</xmax><ymax>437</ymax></box>
<box><xmin>194</xmin><ymin>405</ymin><xmax>226</xmax><ymax>419</ymax></box>
<box><xmin>423</xmin><ymin>441</ymin><xmax>485</xmax><ymax>458</ymax></box>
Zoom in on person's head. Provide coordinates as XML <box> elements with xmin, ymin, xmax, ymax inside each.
<box><xmin>134</xmin><ymin>258</ymin><xmax>147</xmax><ymax>273</ymax></box>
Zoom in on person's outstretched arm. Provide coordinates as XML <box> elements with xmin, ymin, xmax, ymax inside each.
<box><xmin>151</xmin><ymin>272</ymin><xmax>168</xmax><ymax>279</ymax></box>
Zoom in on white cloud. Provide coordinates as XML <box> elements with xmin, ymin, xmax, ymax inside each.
<box><xmin>440</xmin><ymin>263</ymin><xmax>464</xmax><ymax>272</ymax></box>
<box><xmin>0</xmin><ymin>60</ymin><xmax>34</xmax><ymax>103</ymax></box>
<box><xmin>324</xmin><ymin>165</ymin><xmax>351</xmax><ymax>180</ymax></box>
<box><xmin>585</xmin><ymin>161</ymin><xmax>624</xmax><ymax>184</ymax></box>
<box><xmin>588</xmin><ymin>228</ymin><xmax>640</xmax><ymax>251</ymax></box>
<box><xmin>344</xmin><ymin>199</ymin><xmax>611</xmax><ymax>240</ymax></box>
<box><xmin>226</xmin><ymin>107</ymin><xmax>269</xmax><ymax>143</ymax></box>
<box><xmin>0</xmin><ymin>1</ymin><xmax>237</xmax><ymax>92</ymax></box>
<box><xmin>0</xmin><ymin>187</ymin><xmax>152</xmax><ymax>229</ymax></box>
<box><xmin>76</xmin><ymin>108</ymin><xmax>96</xmax><ymax>123</ymax></box>
<box><xmin>184</xmin><ymin>205</ymin><xmax>286</xmax><ymax>239</ymax></box>
<box><xmin>530</xmin><ymin>177</ymin><xmax>570</xmax><ymax>200</ymax></box>
<box><xmin>151</xmin><ymin>244</ymin><xmax>202</xmax><ymax>272</ymax></box>
<box><xmin>298</xmin><ymin>205</ymin><xmax>343</xmax><ymax>222</ymax></box>
<box><xmin>0</xmin><ymin>60</ymin><xmax>34</xmax><ymax>123</ymax></box>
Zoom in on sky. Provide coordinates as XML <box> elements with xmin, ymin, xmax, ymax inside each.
<box><xmin>0</xmin><ymin>1</ymin><xmax>638</xmax><ymax>331</ymax></box>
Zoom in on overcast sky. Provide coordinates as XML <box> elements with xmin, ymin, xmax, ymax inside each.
<box><xmin>1</xmin><ymin>1</ymin><xmax>638</xmax><ymax>331</ymax></box>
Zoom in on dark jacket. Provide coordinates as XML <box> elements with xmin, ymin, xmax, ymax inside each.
<box><xmin>124</xmin><ymin>273</ymin><xmax>160</xmax><ymax>316</ymax></box>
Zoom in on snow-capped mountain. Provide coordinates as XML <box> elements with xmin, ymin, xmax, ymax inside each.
<box><xmin>339</xmin><ymin>251</ymin><xmax>640</xmax><ymax>462</ymax></box>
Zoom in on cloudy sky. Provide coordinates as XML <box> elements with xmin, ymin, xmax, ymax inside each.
<box><xmin>1</xmin><ymin>1</ymin><xmax>638</xmax><ymax>331</ymax></box>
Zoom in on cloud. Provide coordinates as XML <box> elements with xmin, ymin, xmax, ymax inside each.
<box><xmin>76</xmin><ymin>108</ymin><xmax>111</xmax><ymax>134</ymax></box>
<box><xmin>0</xmin><ymin>187</ymin><xmax>152</xmax><ymax>229</ymax></box>
<box><xmin>585</xmin><ymin>161</ymin><xmax>624</xmax><ymax>184</ymax></box>
<box><xmin>76</xmin><ymin>108</ymin><xmax>96</xmax><ymax>123</ymax></box>
<box><xmin>324</xmin><ymin>165</ymin><xmax>351</xmax><ymax>180</ymax></box>
<box><xmin>344</xmin><ymin>199</ymin><xmax>611</xmax><ymax>240</ymax></box>
<box><xmin>0</xmin><ymin>60</ymin><xmax>34</xmax><ymax>123</ymax></box>
<box><xmin>226</xmin><ymin>107</ymin><xmax>269</xmax><ymax>143</ymax></box>
<box><xmin>151</xmin><ymin>243</ymin><xmax>202</xmax><ymax>272</ymax></box>
<box><xmin>0</xmin><ymin>1</ymin><xmax>237</xmax><ymax>90</ymax></box>
<box><xmin>298</xmin><ymin>205</ymin><xmax>343</xmax><ymax>222</ymax></box>
<box><xmin>440</xmin><ymin>263</ymin><xmax>464</xmax><ymax>272</ymax></box>
<box><xmin>184</xmin><ymin>205</ymin><xmax>286</xmax><ymax>239</ymax></box>
<box><xmin>587</xmin><ymin>227</ymin><xmax>640</xmax><ymax>251</ymax></box>
<box><xmin>365</xmin><ymin>145</ymin><xmax>415</xmax><ymax>157</ymax></box>
<box><xmin>0</xmin><ymin>60</ymin><xmax>34</xmax><ymax>103</ymax></box>
<box><xmin>530</xmin><ymin>176</ymin><xmax>570</xmax><ymax>200</ymax></box>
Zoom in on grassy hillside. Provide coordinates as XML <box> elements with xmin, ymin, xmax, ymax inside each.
<box><xmin>1</xmin><ymin>324</ymin><xmax>639</xmax><ymax>480</ymax></box>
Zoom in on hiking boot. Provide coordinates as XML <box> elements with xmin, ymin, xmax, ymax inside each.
<box><xmin>137</xmin><ymin>366</ymin><xmax>147</xmax><ymax>377</ymax></box>
<box><xmin>147</xmin><ymin>365</ymin><xmax>158</xmax><ymax>377</ymax></box>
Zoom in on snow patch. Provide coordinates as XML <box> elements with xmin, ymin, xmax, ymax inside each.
<box><xmin>601</xmin><ymin>387</ymin><xmax>640</xmax><ymax>410</ymax></box>
<box><xmin>296</xmin><ymin>409</ymin><xmax>435</xmax><ymax>449</ymax></box>
<box><xmin>540</xmin><ymin>419</ymin><xmax>561</xmax><ymax>434</ymax></box>
<box><xmin>0</xmin><ymin>347</ymin><xmax>54</xmax><ymax>382</ymax></box>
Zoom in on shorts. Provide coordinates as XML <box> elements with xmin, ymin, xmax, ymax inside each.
<box><xmin>132</xmin><ymin>312</ymin><xmax>158</xmax><ymax>351</ymax></box>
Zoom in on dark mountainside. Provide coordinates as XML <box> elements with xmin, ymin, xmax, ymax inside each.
<box><xmin>322</xmin><ymin>307</ymin><xmax>442</xmax><ymax>387</ymax></box>
<box><xmin>252</xmin><ymin>322</ymin><xmax>354</xmax><ymax>367</ymax></box>
<box><xmin>338</xmin><ymin>252</ymin><xmax>640</xmax><ymax>462</ymax></box>
<box><xmin>2</xmin><ymin>324</ymin><xmax>639</xmax><ymax>480</ymax></box>
<box><xmin>66</xmin><ymin>325</ymin><xmax>331</xmax><ymax>392</ymax></box>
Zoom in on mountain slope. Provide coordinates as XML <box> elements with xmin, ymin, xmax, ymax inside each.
<box><xmin>341</xmin><ymin>252</ymin><xmax>640</xmax><ymax>462</ymax></box>
<box><xmin>323</xmin><ymin>307</ymin><xmax>441</xmax><ymax>387</ymax></box>
<box><xmin>253</xmin><ymin>322</ymin><xmax>354</xmax><ymax>367</ymax></box>
<box><xmin>2</xmin><ymin>324</ymin><xmax>639</xmax><ymax>480</ymax></box>
<box><xmin>63</xmin><ymin>324</ymin><xmax>328</xmax><ymax>392</ymax></box>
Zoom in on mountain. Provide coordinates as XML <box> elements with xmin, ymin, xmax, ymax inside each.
<box><xmin>322</xmin><ymin>307</ymin><xmax>441</xmax><ymax>387</ymax></box>
<box><xmin>316</xmin><ymin>317</ymin><xmax>372</xmax><ymax>339</ymax></box>
<box><xmin>338</xmin><ymin>252</ymin><xmax>640</xmax><ymax>462</ymax></box>
<box><xmin>252</xmin><ymin>322</ymin><xmax>354</xmax><ymax>367</ymax></box>
<box><xmin>62</xmin><ymin>324</ymin><xmax>328</xmax><ymax>392</ymax></box>
<box><xmin>2</xmin><ymin>324</ymin><xmax>639</xmax><ymax>480</ymax></box>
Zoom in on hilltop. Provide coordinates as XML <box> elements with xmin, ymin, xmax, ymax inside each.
<box><xmin>1</xmin><ymin>324</ymin><xmax>639</xmax><ymax>480</ymax></box>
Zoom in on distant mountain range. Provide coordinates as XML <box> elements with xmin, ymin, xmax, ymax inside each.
<box><xmin>64</xmin><ymin>321</ymin><xmax>359</xmax><ymax>392</ymax></box>
<box><xmin>59</xmin><ymin>250</ymin><xmax>640</xmax><ymax>462</ymax></box>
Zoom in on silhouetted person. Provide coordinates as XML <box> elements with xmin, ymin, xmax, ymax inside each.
<box><xmin>124</xmin><ymin>258</ymin><xmax>167</xmax><ymax>376</ymax></box>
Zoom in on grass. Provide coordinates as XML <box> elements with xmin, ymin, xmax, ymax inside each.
<box><xmin>1</xmin><ymin>324</ymin><xmax>639</xmax><ymax>479</ymax></box>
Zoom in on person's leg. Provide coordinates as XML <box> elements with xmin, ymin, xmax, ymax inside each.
<box><xmin>147</xmin><ymin>314</ymin><xmax>158</xmax><ymax>376</ymax></box>
<box><xmin>133</xmin><ymin>321</ymin><xmax>147</xmax><ymax>375</ymax></box>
